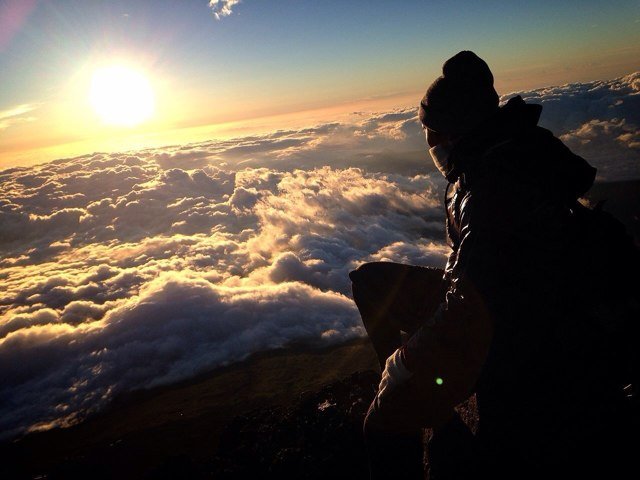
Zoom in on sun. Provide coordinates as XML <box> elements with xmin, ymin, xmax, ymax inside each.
<box><xmin>89</xmin><ymin>65</ymin><xmax>155</xmax><ymax>127</ymax></box>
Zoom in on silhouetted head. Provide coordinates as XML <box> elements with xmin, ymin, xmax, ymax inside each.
<box><xmin>419</xmin><ymin>51</ymin><xmax>499</xmax><ymax>141</ymax></box>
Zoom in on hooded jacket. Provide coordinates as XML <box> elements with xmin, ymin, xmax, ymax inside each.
<box><xmin>399</xmin><ymin>96</ymin><xmax>610</xmax><ymax>442</ymax></box>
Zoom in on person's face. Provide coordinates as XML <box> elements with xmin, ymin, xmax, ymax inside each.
<box><xmin>424</xmin><ymin>126</ymin><xmax>451</xmax><ymax>148</ymax></box>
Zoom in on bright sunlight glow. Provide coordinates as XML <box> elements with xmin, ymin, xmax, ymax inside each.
<box><xmin>90</xmin><ymin>66</ymin><xmax>155</xmax><ymax>127</ymax></box>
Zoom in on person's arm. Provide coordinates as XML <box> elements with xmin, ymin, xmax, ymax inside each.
<box><xmin>375</xmin><ymin>180</ymin><xmax>499</xmax><ymax>424</ymax></box>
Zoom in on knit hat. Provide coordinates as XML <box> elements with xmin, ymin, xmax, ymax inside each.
<box><xmin>419</xmin><ymin>51</ymin><xmax>499</xmax><ymax>135</ymax></box>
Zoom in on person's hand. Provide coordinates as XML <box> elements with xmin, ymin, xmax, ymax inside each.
<box><xmin>376</xmin><ymin>348</ymin><xmax>413</xmax><ymax>406</ymax></box>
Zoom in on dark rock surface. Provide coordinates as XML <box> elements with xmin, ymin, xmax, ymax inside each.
<box><xmin>2</xmin><ymin>353</ymin><xmax>480</xmax><ymax>479</ymax></box>
<box><xmin>209</xmin><ymin>370</ymin><xmax>380</xmax><ymax>479</ymax></box>
<box><xmin>207</xmin><ymin>369</ymin><xmax>480</xmax><ymax>479</ymax></box>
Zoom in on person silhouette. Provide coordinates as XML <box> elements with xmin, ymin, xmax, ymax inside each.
<box><xmin>352</xmin><ymin>51</ymin><xmax>635</xmax><ymax>479</ymax></box>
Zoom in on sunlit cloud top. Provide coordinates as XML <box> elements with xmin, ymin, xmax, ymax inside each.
<box><xmin>209</xmin><ymin>0</ymin><xmax>241</xmax><ymax>20</ymax></box>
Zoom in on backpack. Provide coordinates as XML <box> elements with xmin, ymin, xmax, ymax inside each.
<box><xmin>568</xmin><ymin>200</ymin><xmax>639</xmax><ymax>395</ymax></box>
<box><xmin>570</xmin><ymin>200</ymin><xmax>639</xmax><ymax>301</ymax></box>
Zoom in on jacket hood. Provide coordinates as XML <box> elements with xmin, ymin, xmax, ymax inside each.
<box><xmin>447</xmin><ymin>96</ymin><xmax>596</xmax><ymax>202</ymax></box>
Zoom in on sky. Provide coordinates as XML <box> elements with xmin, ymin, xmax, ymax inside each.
<box><xmin>1</xmin><ymin>1</ymin><xmax>640</xmax><ymax>440</ymax></box>
<box><xmin>1</xmin><ymin>0</ymin><xmax>639</xmax><ymax>166</ymax></box>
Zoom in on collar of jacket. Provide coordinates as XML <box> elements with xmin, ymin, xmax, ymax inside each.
<box><xmin>444</xmin><ymin>96</ymin><xmax>542</xmax><ymax>184</ymax></box>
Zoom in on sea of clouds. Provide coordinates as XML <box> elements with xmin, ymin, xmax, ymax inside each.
<box><xmin>1</xmin><ymin>73</ymin><xmax>638</xmax><ymax>439</ymax></box>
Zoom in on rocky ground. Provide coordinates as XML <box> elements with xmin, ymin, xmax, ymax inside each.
<box><xmin>1</xmin><ymin>340</ymin><xmax>385</xmax><ymax>479</ymax></box>
<box><xmin>2</xmin><ymin>359</ymin><xmax>478</xmax><ymax>479</ymax></box>
<box><xmin>207</xmin><ymin>370</ymin><xmax>479</xmax><ymax>480</ymax></box>
<box><xmin>209</xmin><ymin>370</ymin><xmax>379</xmax><ymax>479</ymax></box>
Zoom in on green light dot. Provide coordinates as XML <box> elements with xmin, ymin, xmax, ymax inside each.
<box><xmin>435</xmin><ymin>377</ymin><xmax>444</xmax><ymax>386</ymax></box>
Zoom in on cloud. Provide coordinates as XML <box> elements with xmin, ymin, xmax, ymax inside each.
<box><xmin>1</xmin><ymin>72</ymin><xmax>639</xmax><ymax>439</ymax></box>
<box><xmin>0</xmin><ymin>146</ymin><xmax>445</xmax><ymax>439</ymax></box>
<box><xmin>560</xmin><ymin>118</ymin><xmax>640</xmax><ymax>180</ymax></box>
<box><xmin>0</xmin><ymin>103</ymin><xmax>39</xmax><ymax>130</ymax></box>
<box><xmin>209</xmin><ymin>0</ymin><xmax>241</xmax><ymax>20</ymax></box>
<box><xmin>1</xmin><ymin>274</ymin><xmax>362</xmax><ymax>437</ymax></box>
